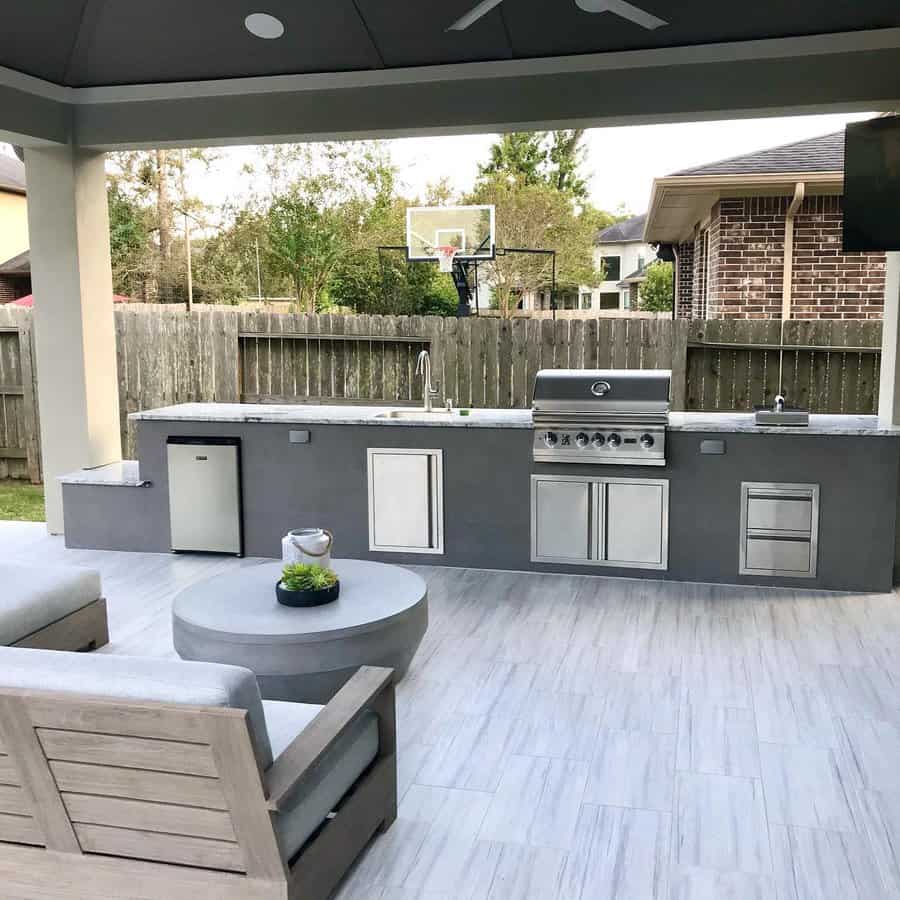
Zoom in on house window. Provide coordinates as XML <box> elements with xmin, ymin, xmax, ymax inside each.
<box><xmin>638</xmin><ymin>255</ymin><xmax>646</xmax><ymax>271</ymax></box>
<box><xmin>601</xmin><ymin>256</ymin><xmax>621</xmax><ymax>282</ymax></box>
<box><xmin>580</xmin><ymin>292</ymin><xmax>592</xmax><ymax>310</ymax></box>
<box><xmin>621</xmin><ymin>289</ymin><xmax>631</xmax><ymax>310</ymax></box>
<box><xmin>599</xmin><ymin>292</ymin><xmax>619</xmax><ymax>310</ymax></box>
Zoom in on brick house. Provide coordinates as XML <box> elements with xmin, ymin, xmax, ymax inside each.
<box><xmin>644</xmin><ymin>132</ymin><xmax>887</xmax><ymax>320</ymax></box>
<box><xmin>0</xmin><ymin>153</ymin><xmax>30</xmax><ymax>303</ymax></box>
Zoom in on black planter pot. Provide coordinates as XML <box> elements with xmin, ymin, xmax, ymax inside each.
<box><xmin>276</xmin><ymin>580</ymin><xmax>340</xmax><ymax>608</ymax></box>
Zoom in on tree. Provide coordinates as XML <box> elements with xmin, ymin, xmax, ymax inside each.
<box><xmin>107</xmin><ymin>183</ymin><xmax>152</xmax><ymax>297</ymax></box>
<box><xmin>261</xmin><ymin>143</ymin><xmax>399</xmax><ymax>312</ymax></box>
<box><xmin>546</xmin><ymin>130</ymin><xmax>588</xmax><ymax>200</ymax></box>
<box><xmin>106</xmin><ymin>149</ymin><xmax>214</xmax><ymax>302</ymax></box>
<box><xmin>638</xmin><ymin>261</ymin><xmax>674</xmax><ymax>312</ymax></box>
<box><xmin>467</xmin><ymin>174</ymin><xmax>601</xmax><ymax>318</ymax></box>
<box><xmin>479</xmin><ymin>130</ymin><xmax>590</xmax><ymax>200</ymax></box>
<box><xmin>265</xmin><ymin>189</ymin><xmax>346</xmax><ymax>312</ymax></box>
<box><xmin>478</xmin><ymin>132</ymin><xmax>547</xmax><ymax>185</ymax></box>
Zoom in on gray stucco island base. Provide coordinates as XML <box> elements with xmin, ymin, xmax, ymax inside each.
<box><xmin>60</xmin><ymin>404</ymin><xmax>900</xmax><ymax>592</ymax></box>
<box><xmin>172</xmin><ymin>558</ymin><xmax>428</xmax><ymax>703</ymax></box>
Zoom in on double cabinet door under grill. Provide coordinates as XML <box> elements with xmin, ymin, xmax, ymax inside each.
<box><xmin>531</xmin><ymin>475</ymin><xmax>668</xmax><ymax>570</ymax></box>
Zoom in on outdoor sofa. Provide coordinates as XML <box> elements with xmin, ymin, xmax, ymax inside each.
<box><xmin>0</xmin><ymin>647</ymin><xmax>396</xmax><ymax>900</ymax></box>
<box><xmin>0</xmin><ymin>563</ymin><xmax>108</xmax><ymax>651</ymax></box>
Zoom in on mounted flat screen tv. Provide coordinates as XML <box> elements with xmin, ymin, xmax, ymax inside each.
<box><xmin>843</xmin><ymin>115</ymin><xmax>900</xmax><ymax>251</ymax></box>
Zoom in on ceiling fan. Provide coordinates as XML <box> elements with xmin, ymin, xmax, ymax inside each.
<box><xmin>448</xmin><ymin>0</ymin><xmax>668</xmax><ymax>32</ymax></box>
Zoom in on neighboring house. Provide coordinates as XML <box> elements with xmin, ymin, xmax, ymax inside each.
<box><xmin>519</xmin><ymin>212</ymin><xmax>656</xmax><ymax>313</ymax></box>
<box><xmin>590</xmin><ymin>214</ymin><xmax>655</xmax><ymax>311</ymax></box>
<box><xmin>0</xmin><ymin>153</ymin><xmax>30</xmax><ymax>303</ymax></box>
<box><xmin>644</xmin><ymin>132</ymin><xmax>886</xmax><ymax>320</ymax></box>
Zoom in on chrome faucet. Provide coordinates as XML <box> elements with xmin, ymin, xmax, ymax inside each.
<box><xmin>415</xmin><ymin>350</ymin><xmax>440</xmax><ymax>412</ymax></box>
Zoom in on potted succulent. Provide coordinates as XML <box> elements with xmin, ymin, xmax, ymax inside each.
<box><xmin>276</xmin><ymin>562</ymin><xmax>340</xmax><ymax>608</ymax></box>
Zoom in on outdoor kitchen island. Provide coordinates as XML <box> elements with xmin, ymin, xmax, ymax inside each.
<box><xmin>60</xmin><ymin>403</ymin><xmax>900</xmax><ymax>592</ymax></box>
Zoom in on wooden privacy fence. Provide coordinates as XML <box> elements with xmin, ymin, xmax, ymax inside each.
<box><xmin>0</xmin><ymin>306</ymin><xmax>40</xmax><ymax>483</ymax></box>
<box><xmin>0</xmin><ymin>306</ymin><xmax>885</xmax><ymax>476</ymax></box>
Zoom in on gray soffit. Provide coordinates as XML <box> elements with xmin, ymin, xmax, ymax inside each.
<box><xmin>672</xmin><ymin>130</ymin><xmax>845</xmax><ymax>176</ymax></box>
<box><xmin>2</xmin><ymin>1</ymin><xmax>899</xmax><ymax>88</ymax></box>
<box><xmin>0</xmin><ymin>17</ymin><xmax>899</xmax><ymax>148</ymax></box>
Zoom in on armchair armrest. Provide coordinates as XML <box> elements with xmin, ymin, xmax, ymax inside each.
<box><xmin>264</xmin><ymin>666</ymin><xmax>395</xmax><ymax>813</ymax></box>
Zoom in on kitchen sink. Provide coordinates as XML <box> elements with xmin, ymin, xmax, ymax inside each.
<box><xmin>753</xmin><ymin>407</ymin><xmax>810</xmax><ymax>426</ymax></box>
<box><xmin>376</xmin><ymin>410</ymin><xmax>458</xmax><ymax>420</ymax></box>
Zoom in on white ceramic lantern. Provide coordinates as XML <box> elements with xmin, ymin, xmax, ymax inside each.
<box><xmin>282</xmin><ymin>528</ymin><xmax>333</xmax><ymax>568</ymax></box>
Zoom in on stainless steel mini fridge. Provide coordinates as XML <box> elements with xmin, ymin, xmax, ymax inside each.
<box><xmin>167</xmin><ymin>436</ymin><xmax>243</xmax><ymax>555</ymax></box>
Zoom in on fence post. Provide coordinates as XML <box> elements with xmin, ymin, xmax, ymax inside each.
<box><xmin>670</xmin><ymin>318</ymin><xmax>689</xmax><ymax>411</ymax></box>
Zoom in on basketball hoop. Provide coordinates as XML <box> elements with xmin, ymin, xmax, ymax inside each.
<box><xmin>436</xmin><ymin>245</ymin><xmax>459</xmax><ymax>273</ymax></box>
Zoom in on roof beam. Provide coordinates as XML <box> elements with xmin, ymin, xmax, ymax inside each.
<box><xmin>1</xmin><ymin>28</ymin><xmax>898</xmax><ymax>149</ymax></box>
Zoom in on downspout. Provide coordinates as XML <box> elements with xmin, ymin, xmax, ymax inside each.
<box><xmin>782</xmin><ymin>182</ymin><xmax>806</xmax><ymax>320</ymax></box>
<box><xmin>672</xmin><ymin>244</ymin><xmax>679</xmax><ymax>321</ymax></box>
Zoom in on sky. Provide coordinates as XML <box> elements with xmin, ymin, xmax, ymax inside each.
<box><xmin>2</xmin><ymin>110</ymin><xmax>875</xmax><ymax>222</ymax></box>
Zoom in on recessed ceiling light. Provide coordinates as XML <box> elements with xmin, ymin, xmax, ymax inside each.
<box><xmin>244</xmin><ymin>12</ymin><xmax>285</xmax><ymax>39</ymax></box>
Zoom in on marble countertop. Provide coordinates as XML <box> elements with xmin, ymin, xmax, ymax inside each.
<box><xmin>59</xmin><ymin>460</ymin><xmax>149</xmax><ymax>487</ymax></box>
<box><xmin>667</xmin><ymin>412</ymin><xmax>900</xmax><ymax>436</ymax></box>
<box><xmin>130</xmin><ymin>403</ymin><xmax>534</xmax><ymax>429</ymax></box>
<box><xmin>128</xmin><ymin>403</ymin><xmax>900</xmax><ymax>437</ymax></box>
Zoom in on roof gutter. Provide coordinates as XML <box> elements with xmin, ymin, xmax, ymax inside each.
<box><xmin>782</xmin><ymin>181</ymin><xmax>806</xmax><ymax>320</ymax></box>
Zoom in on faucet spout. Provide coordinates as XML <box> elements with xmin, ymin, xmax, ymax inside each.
<box><xmin>416</xmin><ymin>350</ymin><xmax>439</xmax><ymax>412</ymax></box>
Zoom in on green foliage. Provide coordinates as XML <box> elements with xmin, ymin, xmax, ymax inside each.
<box><xmin>266</xmin><ymin>189</ymin><xmax>346</xmax><ymax>312</ymax></box>
<box><xmin>638</xmin><ymin>261</ymin><xmax>674</xmax><ymax>312</ymax></box>
<box><xmin>467</xmin><ymin>174</ymin><xmax>602</xmax><ymax>317</ymax></box>
<box><xmin>101</xmin><ymin>133</ymin><xmax>617</xmax><ymax>312</ymax></box>
<box><xmin>479</xmin><ymin>133</ymin><xmax>548</xmax><ymax>186</ymax></box>
<box><xmin>546</xmin><ymin>130</ymin><xmax>589</xmax><ymax>200</ymax></box>
<box><xmin>478</xmin><ymin>130</ymin><xmax>590</xmax><ymax>200</ymax></box>
<box><xmin>107</xmin><ymin>183</ymin><xmax>152</xmax><ymax>297</ymax></box>
<box><xmin>280</xmin><ymin>563</ymin><xmax>339</xmax><ymax>592</ymax></box>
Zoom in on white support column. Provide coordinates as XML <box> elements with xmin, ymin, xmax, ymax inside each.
<box><xmin>878</xmin><ymin>252</ymin><xmax>900</xmax><ymax>426</ymax></box>
<box><xmin>25</xmin><ymin>147</ymin><xmax>121</xmax><ymax>533</ymax></box>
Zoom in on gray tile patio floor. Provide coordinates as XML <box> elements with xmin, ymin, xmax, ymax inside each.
<box><xmin>4</xmin><ymin>521</ymin><xmax>900</xmax><ymax>899</ymax></box>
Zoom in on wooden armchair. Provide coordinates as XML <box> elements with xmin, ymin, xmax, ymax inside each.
<box><xmin>0</xmin><ymin>665</ymin><xmax>396</xmax><ymax>900</ymax></box>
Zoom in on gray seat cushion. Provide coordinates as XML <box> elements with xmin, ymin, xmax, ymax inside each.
<box><xmin>263</xmin><ymin>699</ymin><xmax>379</xmax><ymax>863</ymax></box>
<box><xmin>0</xmin><ymin>647</ymin><xmax>273</xmax><ymax>769</ymax></box>
<box><xmin>0</xmin><ymin>563</ymin><xmax>102</xmax><ymax>645</ymax></box>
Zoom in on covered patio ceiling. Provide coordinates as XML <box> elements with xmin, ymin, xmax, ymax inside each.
<box><xmin>1</xmin><ymin>2</ymin><xmax>899</xmax><ymax>149</ymax></box>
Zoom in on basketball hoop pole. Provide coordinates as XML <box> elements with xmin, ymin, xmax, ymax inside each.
<box><xmin>451</xmin><ymin>258</ymin><xmax>474</xmax><ymax>318</ymax></box>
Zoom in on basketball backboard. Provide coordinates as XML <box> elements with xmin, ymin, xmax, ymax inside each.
<box><xmin>406</xmin><ymin>205</ymin><xmax>496</xmax><ymax>261</ymax></box>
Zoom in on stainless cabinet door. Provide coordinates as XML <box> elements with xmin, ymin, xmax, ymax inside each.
<box><xmin>532</xmin><ymin>477</ymin><xmax>592</xmax><ymax>563</ymax></box>
<box><xmin>605</xmin><ymin>480</ymin><xmax>667</xmax><ymax>569</ymax></box>
<box><xmin>368</xmin><ymin>449</ymin><xmax>443</xmax><ymax>553</ymax></box>
<box><xmin>167</xmin><ymin>443</ymin><xmax>241</xmax><ymax>553</ymax></box>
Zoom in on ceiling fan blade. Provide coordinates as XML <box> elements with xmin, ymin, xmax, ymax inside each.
<box><xmin>574</xmin><ymin>0</ymin><xmax>668</xmax><ymax>29</ymax></box>
<box><xmin>447</xmin><ymin>0</ymin><xmax>506</xmax><ymax>31</ymax></box>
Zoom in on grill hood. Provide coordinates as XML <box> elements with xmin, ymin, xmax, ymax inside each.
<box><xmin>532</xmin><ymin>369</ymin><xmax>671</xmax><ymax>416</ymax></box>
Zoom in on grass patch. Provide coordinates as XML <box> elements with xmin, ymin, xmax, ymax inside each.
<box><xmin>0</xmin><ymin>480</ymin><xmax>45</xmax><ymax>522</ymax></box>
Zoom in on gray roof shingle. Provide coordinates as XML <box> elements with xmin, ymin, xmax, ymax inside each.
<box><xmin>671</xmin><ymin>131</ymin><xmax>845</xmax><ymax>177</ymax></box>
<box><xmin>0</xmin><ymin>250</ymin><xmax>30</xmax><ymax>275</ymax></box>
<box><xmin>596</xmin><ymin>213</ymin><xmax>647</xmax><ymax>244</ymax></box>
<box><xmin>0</xmin><ymin>154</ymin><xmax>26</xmax><ymax>194</ymax></box>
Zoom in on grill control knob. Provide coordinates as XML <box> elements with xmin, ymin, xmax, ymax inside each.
<box><xmin>591</xmin><ymin>432</ymin><xmax>605</xmax><ymax>448</ymax></box>
<box><xmin>607</xmin><ymin>433</ymin><xmax>622</xmax><ymax>448</ymax></box>
<box><xmin>640</xmin><ymin>433</ymin><xmax>655</xmax><ymax>449</ymax></box>
<box><xmin>575</xmin><ymin>432</ymin><xmax>590</xmax><ymax>448</ymax></box>
<box><xmin>543</xmin><ymin>431</ymin><xmax>559</xmax><ymax>448</ymax></box>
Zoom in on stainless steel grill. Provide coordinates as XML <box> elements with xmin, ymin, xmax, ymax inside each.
<box><xmin>532</xmin><ymin>369</ymin><xmax>671</xmax><ymax>466</ymax></box>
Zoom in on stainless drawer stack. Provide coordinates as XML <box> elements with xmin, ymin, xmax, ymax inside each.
<box><xmin>739</xmin><ymin>482</ymin><xmax>819</xmax><ymax>578</ymax></box>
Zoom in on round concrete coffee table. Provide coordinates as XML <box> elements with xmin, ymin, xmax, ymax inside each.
<box><xmin>173</xmin><ymin>559</ymin><xmax>428</xmax><ymax>703</ymax></box>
